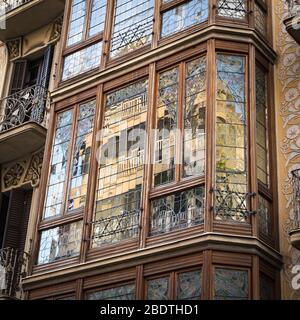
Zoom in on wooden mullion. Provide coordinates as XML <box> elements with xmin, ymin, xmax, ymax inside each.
<box><xmin>63</xmin><ymin>34</ymin><xmax>103</xmax><ymax>56</ymax></box>
<box><xmin>75</xmin><ymin>279</ymin><xmax>84</xmax><ymax>300</ymax></box>
<box><xmin>202</xmin><ymin>250</ymin><xmax>212</xmax><ymax>299</ymax></box>
<box><xmin>209</xmin><ymin>0</ymin><xmax>216</xmax><ymax>25</ymax></box>
<box><xmin>135</xmin><ymin>265</ymin><xmax>144</xmax><ymax>299</ymax></box>
<box><xmin>102</xmin><ymin>0</ymin><xmax>115</xmax><ymax>68</ymax></box>
<box><xmin>248</xmin><ymin>0</ymin><xmax>255</xmax><ymax>29</ymax></box>
<box><xmin>84</xmin><ymin>0</ymin><xmax>93</xmax><ymax>41</ymax></box>
<box><xmin>152</xmin><ymin>0</ymin><xmax>161</xmax><ymax>49</ymax></box>
<box><xmin>160</xmin><ymin>0</ymin><xmax>188</xmax><ymax>13</ymax></box>
<box><xmin>170</xmin><ymin>271</ymin><xmax>176</xmax><ymax>300</ymax></box>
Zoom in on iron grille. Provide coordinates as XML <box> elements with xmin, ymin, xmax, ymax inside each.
<box><xmin>292</xmin><ymin>169</ymin><xmax>300</xmax><ymax>230</ymax></box>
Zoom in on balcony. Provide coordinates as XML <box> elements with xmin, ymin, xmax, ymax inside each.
<box><xmin>0</xmin><ymin>84</ymin><xmax>48</xmax><ymax>164</ymax></box>
<box><xmin>0</xmin><ymin>247</ymin><xmax>29</xmax><ymax>300</ymax></box>
<box><xmin>284</xmin><ymin>0</ymin><xmax>300</xmax><ymax>44</ymax></box>
<box><xmin>0</xmin><ymin>0</ymin><xmax>65</xmax><ymax>41</ymax></box>
<box><xmin>290</xmin><ymin>169</ymin><xmax>300</xmax><ymax>250</ymax></box>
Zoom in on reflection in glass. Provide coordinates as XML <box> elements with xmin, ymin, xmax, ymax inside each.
<box><xmin>89</xmin><ymin>0</ymin><xmax>107</xmax><ymax>37</ymax></box>
<box><xmin>177</xmin><ymin>270</ymin><xmax>202</xmax><ymax>300</ymax></box>
<box><xmin>147</xmin><ymin>277</ymin><xmax>169</xmax><ymax>300</ymax></box>
<box><xmin>150</xmin><ymin>187</ymin><xmax>204</xmax><ymax>235</ymax></box>
<box><xmin>68</xmin><ymin>100</ymin><xmax>96</xmax><ymax>211</ymax></box>
<box><xmin>38</xmin><ymin>221</ymin><xmax>83</xmax><ymax>264</ymax></box>
<box><xmin>92</xmin><ymin>80</ymin><xmax>148</xmax><ymax>247</ymax></box>
<box><xmin>110</xmin><ymin>0</ymin><xmax>154</xmax><ymax>57</ymax></box>
<box><xmin>44</xmin><ymin>110</ymin><xmax>73</xmax><ymax>219</ymax></box>
<box><xmin>214</xmin><ymin>268</ymin><xmax>248</xmax><ymax>300</ymax></box>
<box><xmin>258</xmin><ymin>194</ymin><xmax>272</xmax><ymax>237</ymax></box>
<box><xmin>154</xmin><ymin>67</ymin><xmax>178</xmax><ymax>186</ymax></box>
<box><xmin>215</xmin><ymin>54</ymin><xmax>248</xmax><ymax>222</ymax></box>
<box><xmin>184</xmin><ymin>57</ymin><xmax>206</xmax><ymax>177</ymax></box>
<box><xmin>88</xmin><ymin>284</ymin><xmax>135</xmax><ymax>300</ymax></box>
<box><xmin>67</xmin><ymin>0</ymin><xmax>87</xmax><ymax>46</ymax></box>
<box><xmin>161</xmin><ymin>0</ymin><xmax>208</xmax><ymax>37</ymax></box>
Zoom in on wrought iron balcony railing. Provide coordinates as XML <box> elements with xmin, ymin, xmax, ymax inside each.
<box><xmin>292</xmin><ymin>169</ymin><xmax>300</xmax><ymax>231</ymax></box>
<box><xmin>91</xmin><ymin>210</ymin><xmax>140</xmax><ymax>247</ymax></box>
<box><xmin>0</xmin><ymin>84</ymin><xmax>48</xmax><ymax>133</ymax></box>
<box><xmin>0</xmin><ymin>247</ymin><xmax>29</xmax><ymax>299</ymax></box>
<box><xmin>1</xmin><ymin>0</ymin><xmax>32</xmax><ymax>15</ymax></box>
<box><xmin>286</xmin><ymin>0</ymin><xmax>300</xmax><ymax>17</ymax></box>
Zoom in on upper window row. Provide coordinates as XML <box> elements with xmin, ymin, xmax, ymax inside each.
<box><xmin>62</xmin><ymin>0</ymin><xmax>268</xmax><ymax>80</ymax></box>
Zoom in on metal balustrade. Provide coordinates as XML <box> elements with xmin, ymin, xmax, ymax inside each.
<box><xmin>1</xmin><ymin>0</ymin><xmax>32</xmax><ymax>14</ymax></box>
<box><xmin>292</xmin><ymin>169</ymin><xmax>300</xmax><ymax>231</ymax></box>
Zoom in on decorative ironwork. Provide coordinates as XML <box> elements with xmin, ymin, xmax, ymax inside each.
<box><xmin>285</xmin><ymin>0</ymin><xmax>300</xmax><ymax>17</ymax></box>
<box><xmin>1</xmin><ymin>0</ymin><xmax>32</xmax><ymax>14</ymax></box>
<box><xmin>0</xmin><ymin>247</ymin><xmax>29</xmax><ymax>299</ymax></box>
<box><xmin>292</xmin><ymin>169</ymin><xmax>300</xmax><ymax>230</ymax></box>
<box><xmin>91</xmin><ymin>210</ymin><xmax>140</xmax><ymax>247</ymax></box>
<box><xmin>217</xmin><ymin>0</ymin><xmax>247</xmax><ymax>19</ymax></box>
<box><xmin>0</xmin><ymin>84</ymin><xmax>48</xmax><ymax>132</ymax></box>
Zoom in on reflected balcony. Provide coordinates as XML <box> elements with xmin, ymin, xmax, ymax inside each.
<box><xmin>0</xmin><ymin>247</ymin><xmax>29</xmax><ymax>300</ymax></box>
<box><xmin>0</xmin><ymin>84</ymin><xmax>48</xmax><ymax>164</ymax></box>
<box><xmin>284</xmin><ymin>0</ymin><xmax>300</xmax><ymax>44</ymax></box>
<box><xmin>0</xmin><ymin>0</ymin><xmax>65</xmax><ymax>41</ymax></box>
<box><xmin>290</xmin><ymin>169</ymin><xmax>300</xmax><ymax>250</ymax></box>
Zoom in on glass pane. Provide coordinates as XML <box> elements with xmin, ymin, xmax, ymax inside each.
<box><xmin>62</xmin><ymin>42</ymin><xmax>102</xmax><ymax>81</ymax></box>
<box><xmin>177</xmin><ymin>270</ymin><xmax>202</xmax><ymax>300</ymax></box>
<box><xmin>184</xmin><ymin>56</ymin><xmax>206</xmax><ymax>177</ymax></box>
<box><xmin>110</xmin><ymin>0</ymin><xmax>154</xmax><ymax>57</ymax></box>
<box><xmin>38</xmin><ymin>221</ymin><xmax>83</xmax><ymax>264</ymax></box>
<box><xmin>256</xmin><ymin>66</ymin><xmax>269</xmax><ymax>186</ymax></box>
<box><xmin>217</xmin><ymin>0</ymin><xmax>247</xmax><ymax>19</ymax></box>
<box><xmin>92</xmin><ymin>80</ymin><xmax>148</xmax><ymax>247</ymax></box>
<box><xmin>44</xmin><ymin>110</ymin><xmax>73</xmax><ymax>219</ymax></box>
<box><xmin>150</xmin><ymin>186</ymin><xmax>205</xmax><ymax>235</ymax></box>
<box><xmin>67</xmin><ymin>0</ymin><xmax>87</xmax><ymax>46</ymax></box>
<box><xmin>260</xmin><ymin>273</ymin><xmax>275</xmax><ymax>300</ymax></box>
<box><xmin>258</xmin><ymin>194</ymin><xmax>272</xmax><ymax>237</ymax></box>
<box><xmin>88</xmin><ymin>0</ymin><xmax>107</xmax><ymax>37</ymax></box>
<box><xmin>87</xmin><ymin>284</ymin><xmax>135</xmax><ymax>300</ymax></box>
<box><xmin>214</xmin><ymin>268</ymin><xmax>249</xmax><ymax>300</ymax></box>
<box><xmin>153</xmin><ymin>67</ymin><xmax>178</xmax><ymax>187</ymax></box>
<box><xmin>215</xmin><ymin>54</ymin><xmax>248</xmax><ymax>222</ymax></box>
<box><xmin>67</xmin><ymin>100</ymin><xmax>96</xmax><ymax>212</ymax></box>
<box><xmin>254</xmin><ymin>3</ymin><xmax>267</xmax><ymax>37</ymax></box>
<box><xmin>161</xmin><ymin>0</ymin><xmax>208</xmax><ymax>38</ymax></box>
<box><xmin>147</xmin><ymin>277</ymin><xmax>169</xmax><ymax>300</ymax></box>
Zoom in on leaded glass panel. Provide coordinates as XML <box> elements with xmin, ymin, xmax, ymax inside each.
<box><xmin>217</xmin><ymin>0</ymin><xmax>247</xmax><ymax>19</ymax></box>
<box><xmin>215</xmin><ymin>54</ymin><xmax>248</xmax><ymax>222</ymax></box>
<box><xmin>67</xmin><ymin>100</ymin><xmax>96</xmax><ymax>212</ymax></box>
<box><xmin>44</xmin><ymin>110</ymin><xmax>73</xmax><ymax>219</ymax></box>
<box><xmin>153</xmin><ymin>67</ymin><xmax>178</xmax><ymax>186</ymax></box>
<box><xmin>254</xmin><ymin>3</ymin><xmax>267</xmax><ymax>37</ymax></box>
<box><xmin>161</xmin><ymin>0</ymin><xmax>209</xmax><ymax>38</ymax></box>
<box><xmin>110</xmin><ymin>0</ymin><xmax>154</xmax><ymax>58</ymax></box>
<box><xmin>62</xmin><ymin>42</ymin><xmax>102</xmax><ymax>81</ymax></box>
<box><xmin>214</xmin><ymin>268</ymin><xmax>249</xmax><ymax>300</ymax></box>
<box><xmin>177</xmin><ymin>270</ymin><xmax>202</xmax><ymax>300</ymax></box>
<box><xmin>258</xmin><ymin>195</ymin><xmax>272</xmax><ymax>237</ymax></box>
<box><xmin>67</xmin><ymin>0</ymin><xmax>87</xmax><ymax>46</ymax></box>
<box><xmin>87</xmin><ymin>284</ymin><xmax>135</xmax><ymax>300</ymax></box>
<box><xmin>38</xmin><ymin>221</ymin><xmax>83</xmax><ymax>264</ymax></box>
<box><xmin>92</xmin><ymin>80</ymin><xmax>148</xmax><ymax>247</ymax></box>
<box><xmin>150</xmin><ymin>187</ymin><xmax>204</xmax><ymax>235</ymax></box>
<box><xmin>89</xmin><ymin>0</ymin><xmax>107</xmax><ymax>37</ymax></box>
<box><xmin>183</xmin><ymin>57</ymin><xmax>206</xmax><ymax>177</ymax></box>
<box><xmin>147</xmin><ymin>277</ymin><xmax>169</xmax><ymax>300</ymax></box>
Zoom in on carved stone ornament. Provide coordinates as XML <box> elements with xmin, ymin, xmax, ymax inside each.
<box><xmin>1</xmin><ymin>149</ymin><xmax>44</xmax><ymax>192</ymax></box>
<box><xmin>6</xmin><ymin>37</ymin><xmax>22</xmax><ymax>61</ymax></box>
<box><xmin>49</xmin><ymin>16</ymin><xmax>63</xmax><ymax>42</ymax></box>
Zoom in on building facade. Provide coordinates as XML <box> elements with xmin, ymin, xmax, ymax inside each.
<box><xmin>0</xmin><ymin>0</ymin><xmax>299</xmax><ymax>300</ymax></box>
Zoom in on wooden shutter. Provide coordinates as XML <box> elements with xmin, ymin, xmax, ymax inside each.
<box><xmin>9</xmin><ymin>60</ymin><xmax>27</xmax><ymax>95</ymax></box>
<box><xmin>37</xmin><ymin>45</ymin><xmax>54</xmax><ymax>88</ymax></box>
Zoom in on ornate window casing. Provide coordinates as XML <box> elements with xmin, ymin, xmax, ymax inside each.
<box><xmin>61</xmin><ymin>0</ymin><xmax>107</xmax><ymax>80</ymax></box>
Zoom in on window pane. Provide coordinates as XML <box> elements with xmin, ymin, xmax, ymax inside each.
<box><xmin>254</xmin><ymin>3</ymin><xmax>267</xmax><ymax>37</ymax></box>
<box><xmin>67</xmin><ymin>100</ymin><xmax>96</xmax><ymax>211</ymax></box>
<box><xmin>217</xmin><ymin>0</ymin><xmax>247</xmax><ymax>19</ymax></box>
<box><xmin>92</xmin><ymin>80</ymin><xmax>148</xmax><ymax>247</ymax></box>
<box><xmin>177</xmin><ymin>270</ymin><xmax>202</xmax><ymax>300</ymax></box>
<box><xmin>44</xmin><ymin>110</ymin><xmax>73</xmax><ymax>219</ymax></box>
<box><xmin>110</xmin><ymin>0</ymin><xmax>154</xmax><ymax>58</ymax></box>
<box><xmin>184</xmin><ymin>56</ymin><xmax>206</xmax><ymax>177</ymax></box>
<box><xmin>150</xmin><ymin>187</ymin><xmax>204</xmax><ymax>235</ymax></box>
<box><xmin>62</xmin><ymin>42</ymin><xmax>102</xmax><ymax>81</ymax></box>
<box><xmin>214</xmin><ymin>268</ymin><xmax>249</xmax><ymax>300</ymax></box>
<box><xmin>258</xmin><ymin>194</ymin><xmax>272</xmax><ymax>237</ymax></box>
<box><xmin>260</xmin><ymin>273</ymin><xmax>275</xmax><ymax>300</ymax></box>
<box><xmin>88</xmin><ymin>0</ymin><xmax>107</xmax><ymax>37</ymax></box>
<box><xmin>161</xmin><ymin>0</ymin><xmax>208</xmax><ymax>38</ymax></box>
<box><xmin>87</xmin><ymin>284</ymin><xmax>135</xmax><ymax>300</ymax></box>
<box><xmin>67</xmin><ymin>0</ymin><xmax>87</xmax><ymax>46</ymax></box>
<box><xmin>256</xmin><ymin>66</ymin><xmax>269</xmax><ymax>186</ymax></box>
<box><xmin>38</xmin><ymin>221</ymin><xmax>83</xmax><ymax>264</ymax></box>
<box><xmin>215</xmin><ymin>54</ymin><xmax>248</xmax><ymax>222</ymax></box>
<box><xmin>147</xmin><ymin>277</ymin><xmax>169</xmax><ymax>300</ymax></box>
<box><xmin>153</xmin><ymin>67</ymin><xmax>178</xmax><ymax>187</ymax></box>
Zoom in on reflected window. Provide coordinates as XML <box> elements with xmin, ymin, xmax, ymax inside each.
<box><xmin>110</xmin><ymin>0</ymin><xmax>154</xmax><ymax>58</ymax></box>
<box><xmin>161</xmin><ymin>0</ymin><xmax>208</xmax><ymax>38</ymax></box>
<box><xmin>38</xmin><ymin>221</ymin><xmax>83</xmax><ymax>264</ymax></box>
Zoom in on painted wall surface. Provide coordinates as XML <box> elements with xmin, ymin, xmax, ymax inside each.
<box><xmin>274</xmin><ymin>1</ymin><xmax>300</xmax><ymax>300</ymax></box>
